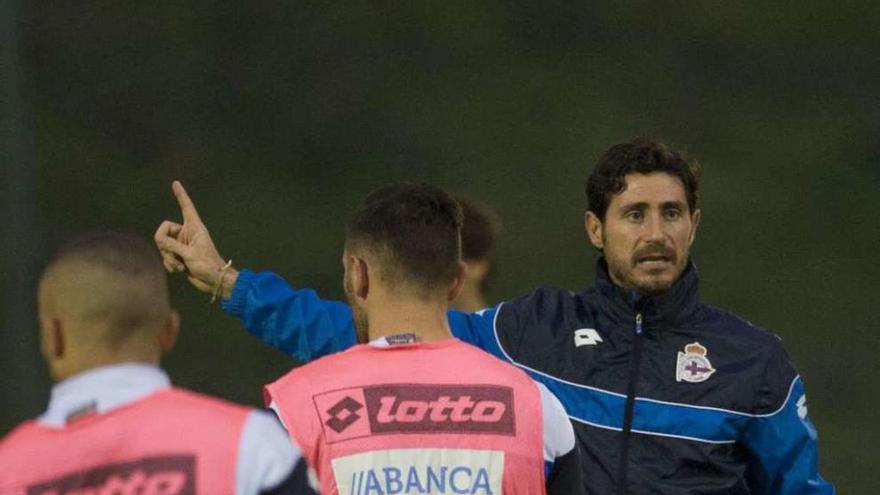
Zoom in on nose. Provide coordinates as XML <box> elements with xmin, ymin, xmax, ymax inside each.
<box><xmin>644</xmin><ymin>212</ymin><xmax>665</xmax><ymax>242</ymax></box>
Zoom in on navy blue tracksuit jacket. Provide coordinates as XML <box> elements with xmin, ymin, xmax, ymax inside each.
<box><xmin>222</xmin><ymin>259</ymin><xmax>834</xmax><ymax>494</ymax></box>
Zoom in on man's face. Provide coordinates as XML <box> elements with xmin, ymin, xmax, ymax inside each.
<box><xmin>586</xmin><ymin>172</ymin><xmax>700</xmax><ymax>295</ymax></box>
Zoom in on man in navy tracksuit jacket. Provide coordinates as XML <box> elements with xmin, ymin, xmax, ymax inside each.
<box><xmin>156</xmin><ymin>139</ymin><xmax>834</xmax><ymax>494</ymax></box>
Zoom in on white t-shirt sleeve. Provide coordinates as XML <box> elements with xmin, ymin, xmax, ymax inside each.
<box><xmin>537</xmin><ymin>382</ymin><xmax>576</xmax><ymax>462</ymax></box>
<box><xmin>236</xmin><ymin>409</ymin><xmax>302</xmax><ymax>495</ymax></box>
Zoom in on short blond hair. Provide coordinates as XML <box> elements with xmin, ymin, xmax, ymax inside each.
<box><xmin>41</xmin><ymin>232</ymin><xmax>170</xmax><ymax>350</ymax></box>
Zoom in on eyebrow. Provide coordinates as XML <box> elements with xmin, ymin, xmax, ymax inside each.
<box><xmin>618</xmin><ymin>200</ymin><xmax>686</xmax><ymax>211</ymax></box>
<box><xmin>660</xmin><ymin>200</ymin><xmax>686</xmax><ymax>210</ymax></box>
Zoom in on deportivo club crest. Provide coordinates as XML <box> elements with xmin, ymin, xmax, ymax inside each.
<box><xmin>676</xmin><ymin>342</ymin><xmax>716</xmax><ymax>383</ymax></box>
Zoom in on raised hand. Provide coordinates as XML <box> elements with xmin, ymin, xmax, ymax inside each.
<box><xmin>154</xmin><ymin>181</ymin><xmax>238</xmax><ymax>299</ymax></box>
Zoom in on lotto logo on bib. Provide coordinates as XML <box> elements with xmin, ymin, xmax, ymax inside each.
<box><xmin>26</xmin><ymin>455</ymin><xmax>195</xmax><ymax>495</ymax></box>
<box><xmin>331</xmin><ymin>448</ymin><xmax>503</xmax><ymax>495</ymax></box>
<box><xmin>314</xmin><ymin>384</ymin><xmax>515</xmax><ymax>443</ymax></box>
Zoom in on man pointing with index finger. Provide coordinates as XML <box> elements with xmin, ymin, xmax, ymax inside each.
<box><xmin>156</xmin><ymin>138</ymin><xmax>835</xmax><ymax>494</ymax></box>
<box><xmin>155</xmin><ymin>181</ymin><xmax>237</xmax><ymax>298</ymax></box>
<box><xmin>160</xmin><ymin>182</ymin><xmax>585</xmax><ymax>494</ymax></box>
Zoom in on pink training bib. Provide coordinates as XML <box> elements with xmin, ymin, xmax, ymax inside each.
<box><xmin>267</xmin><ymin>338</ymin><xmax>546</xmax><ymax>495</ymax></box>
<box><xmin>0</xmin><ymin>388</ymin><xmax>250</xmax><ymax>495</ymax></box>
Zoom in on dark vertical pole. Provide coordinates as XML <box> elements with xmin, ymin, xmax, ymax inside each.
<box><xmin>1</xmin><ymin>0</ymin><xmax>46</xmax><ymax>432</ymax></box>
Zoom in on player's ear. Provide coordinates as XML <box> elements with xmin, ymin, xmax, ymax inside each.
<box><xmin>49</xmin><ymin>318</ymin><xmax>65</xmax><ymax>360</ymax></box>
<box><xmin>447</xmin><ymin>261</ymin><xmax>467</xmax><ymax>302</ymax></box>
<box><xmin>351</xmin><ymin>256</ymin><xmax>370</xmax><ymax>300</ymax></box>
<box><xmin>585</xmin><ymin>210</ymin><xmax>605</xmax><ymax>250</ymax></box>
<box><xmin>41</xmin><ymin>318</ymin><xmax>67</xmax><ymax>382</ymax></box>
<box><xmin>463</xmin><ymin>258</ymin><xmax>489</xmax><ymax>283</ymax></box>
<box><xmin>688</xmin><ymin>208</ymin><xmax>701</xmax><ymax>246</ymax></box>
<box><xmin>158</xmin><ymin>309</ymin><xmax>180</xmax><ymax>355</ymax></box>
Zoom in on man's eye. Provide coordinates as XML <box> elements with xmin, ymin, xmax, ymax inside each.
<box><xmin>626</xmin><ymin>211</ymin><xmax>643</xmax><ymax>221</ymax></box>
<box><xmin>664</xmin><ymin>209</ymin><xmax>682</xmax><ymax>220</ymax></box>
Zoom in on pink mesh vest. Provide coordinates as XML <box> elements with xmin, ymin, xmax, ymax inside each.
<box><xmin>0</xmin><ymin>388</ymin><xmax>250</xmax><ymax>495</ymax></box>
<box><xmin>267</xmin><ymin>338</ymin><xmax>546</xmax><ymax>495</ymax></box>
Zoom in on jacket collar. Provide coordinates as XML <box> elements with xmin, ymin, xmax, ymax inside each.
<box><xmin>38</xmin><ymin>363</ymin><xmax>171</xmax><ymax>428</ymax></box>
<box><xmin>594</xmin><ymin>257</ymin><xmax>701</xmax><ymax>328</ymax></box>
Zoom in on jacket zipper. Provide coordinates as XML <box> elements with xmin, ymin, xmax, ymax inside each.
<box><xmin>617</xmin><ymin>312</ymin><xmax>644</xmax><ymax>495</ymax></box>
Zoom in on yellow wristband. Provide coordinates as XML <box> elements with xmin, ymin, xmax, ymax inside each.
<box><xmin>211</xmin><ymin>259</ymin><xmax>233</xmax><ymax>304</ymax></box>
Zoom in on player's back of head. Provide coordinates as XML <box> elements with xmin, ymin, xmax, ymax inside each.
<box><xmin>345</xmin><ymin>183</ymin><xmax>463</xmax><ymax>299</ymax></box>
<box><xmin>456</xmin><ymin>196</ymin><xmax>499</xmax><ymax>265</ymax></box>
<box><xmin>6</xmin><ymin>232</ymin><xmax>314</xmax><ymax>495</ymax></box>
<box><xmin>39</xmin><ymin>231</ymin><xmax>178</xmax><ymax>380</ymax></box>
<box><xmin>453</xmin><ymin>196</ymin><xmax>500</xmax><ymax>310</ymax></box>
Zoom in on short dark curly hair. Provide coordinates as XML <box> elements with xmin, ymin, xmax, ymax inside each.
<box><xmin>346</xmin><ymin>183</ymin><xmax>463</xmax><ymax>294</ymax></box>
<box><xmin>586</xmin><ymin>138</ymin><xmax>701</xmax><ymax>220</ymax></box>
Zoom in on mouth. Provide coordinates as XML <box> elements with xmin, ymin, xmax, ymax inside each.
<box><xmin>634</xmin><ymin>253</ymin><xmax>675</xmax><ymax>268</ymax></box>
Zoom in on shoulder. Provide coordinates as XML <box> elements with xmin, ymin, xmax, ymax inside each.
<box><xmin>0</xmin><ymin>420</ymin><xmax>51</xmax><ymax>473</ymax></box>
<box><xmin>242</xmin><ymin>409</ymin><xmax>289</xmax><ymax>435</ymax></box>
<box><xmin>158</xmin><ymin>388</ymin><xmax>253</xmax><ymax>420</ymax></box>
<box><xmin>699</xmin><ymin>304</ymin><xmax>787</xmax><ymax>351</ymax></box>
<box><xmin>494</xmin><ymin>286</ymin><xmax>599</xmax><ymax>357</ymax></box>
<box><xmin>298</xmin><ymin>343</ymin><xmax>371</xmax><ymax>370</ymax></box>
<box><xmin>269</xmin><ymin>344</ymin><xmax>367</xmax><ymax>389</ymax></box>
<box><xmin>698</xmin><ymin>305</ymin><xmax>798</xmax><ymax>413</ymax></box>
<box><xmin>502</xmin><ymin>286</ymin><xmax>583</xmax><ymax>312</ymax></box>
<box><xmin>497</xmin><ymin>286</ymin><xmax>583</xmax><ymax>332</ymax></box>
<box><xmin>499</xmin><ymin>285</ymin><xmax>602</xmax><ymax>330</ymax></box>
<box><xmin>237</xmin><ymin>410</ymin><xmax>307</xmax><ymax>495</ymax></box>
<box><xmin>453</xmin><ymin>340</ymin><xmax>525</xmax><ymax>372</ymax></box>
<box><xmin>0</xmin><ymin>420</ymin><xmax>39</xmax><ymax>453</ymax></box>
<box><xmin>266</xmin><ymin>346</ymin><xmax>372</xmax><ymax>407</ymax></box>
<box><xmin>239</xmin><ymin>409</ymin><xmax>297</xmax><ymax>457</ymax></box>
<box><xmin>535</xmin><ymin>382</ymin><xmax>575</xmax><ymax>460</ymax></box>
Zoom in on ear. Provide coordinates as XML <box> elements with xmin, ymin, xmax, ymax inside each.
<box><xmin>158</xmin><ymin>309</ymin><xmax>180</xmax><ymax>355</ymax></box>
<box><xmin>688</xmin><ymin>209</ymin><xmax>702</xmax><ymax>246</ymax></box>
<box><xmin>351</xmin><ymin>256</ymin><xmax>370</xmax><ymax>300</ymax></box>
<box><xmin>463</xmin><ymin>259</ymin><xmax>490</xmax><ymax>283</ymax></box>
<box><xmin>50</xmin><ymin>318</ymin><xmax>65</xmax><ymax>360</ymax></box>
<box><xmin>585</xmin><ymin>211</ymin><xmax>605</xmax><ymax>250</ymax></box>
<box><xmin>447</xmin><ymin>261</ymin><xmax>467</xmax><ymax>302</ymax></box>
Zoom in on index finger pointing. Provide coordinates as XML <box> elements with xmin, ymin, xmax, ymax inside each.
<box><xmin>172</xmin><ymin>180</ymin><xmax>203</xmax><ymax>224</ymax></box>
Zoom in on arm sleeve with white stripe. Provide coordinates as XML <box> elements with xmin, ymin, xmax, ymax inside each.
<box><xmin>237</xmin><ymin>409</ymin><xmax>318</xmax><ymax>495</ymax></box>
<box><xmin>741</xmin><ymin>342</ymin><xmax>834</xmax><ymax>495</ymax></box>
<box><xmin>538</xmin><ymin>382</ymin><xmax>585</xmax><ymax>495</ymax></box>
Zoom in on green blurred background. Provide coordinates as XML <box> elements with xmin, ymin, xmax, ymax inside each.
<box><xmin>2</xmin><ymin>2</ymin><xmax>877</xmax><ymax>491</ymax></box>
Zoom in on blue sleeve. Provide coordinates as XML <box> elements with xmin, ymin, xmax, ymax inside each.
<box><xmin>447</xmin><ymin>305</ymin><xmax>513</xmax><ymax>361</ymax></box>
<box><xmin>221</xmin><ymin>270</ymin><xmax>513</xmax><ymax>363</ymax></box>
<box><xmin>743</xmin><ymin>376</ymin><xmax>835</xmax><ymax>494</ymax></box>
<box><xmin>221</xmin><ymin>269</ymin><xmax>357</xmax><ymax>362</ymax></box>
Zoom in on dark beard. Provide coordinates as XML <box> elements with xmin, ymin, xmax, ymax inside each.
<box><xmin>609</xmin><ymin>262</ymin><xmax>676</xmax><ymax>296</ymax></box>
<box><xmin>352</xmin><ymin>305</ymin><xmax>370</xmax><ymax>344</ymax></box>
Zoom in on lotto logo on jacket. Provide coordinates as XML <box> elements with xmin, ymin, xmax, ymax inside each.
<box><xmin>316</xmin><ymin>384</ymin><xmax>515</xmax><ymax>443</ymax></box>
<box><xmin>25</xmin><ymin>455</ymin><xmax>195</xmax><ymax>495</ymax></box>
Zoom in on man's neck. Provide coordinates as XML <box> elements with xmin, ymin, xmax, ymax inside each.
<box><xmin>366</xmin><ymin>300</ymin><xmax>452</xmax><ymax>343</ymax></box>
<box><xmin>54</xmin><ymin>353</ymin><xmax>161</xmax><ymax>382</ymax></box>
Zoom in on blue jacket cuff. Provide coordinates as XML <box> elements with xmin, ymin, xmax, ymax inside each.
<box><xmin>221</xmin><ymin>268</ymin><xmax>256</xmax><ymax>316</ymax></box>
